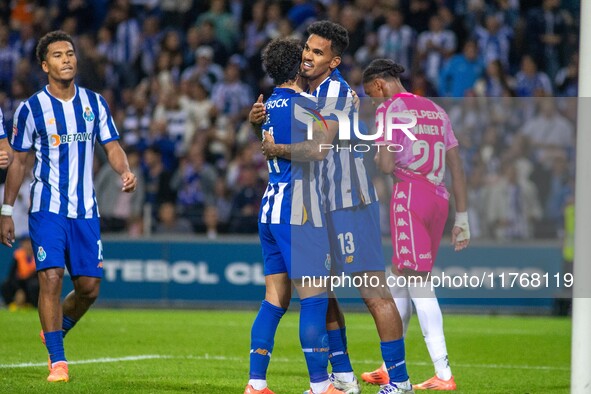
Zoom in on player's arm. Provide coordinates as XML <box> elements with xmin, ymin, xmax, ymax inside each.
<box><xmin>263</xmin><ymin>119</ymin><xmax>336</xmax><ymax>161</ymax></box>
<box><xmin>446</xmin><ymin>146</ymin><xmax>470</xmax><ymax>251</ymax></box>
<box><xmin>249</xmin><ymin>94</ymin><xmax>265</xmax><ymax>140</ymax></box>
<box><xmin>1</xmin><ymin>150</ymin><xmax>28</xmax><ymax>247</ymax></box>
<box><xmin>0</xmin><ymin>138</ymin><xmax>13</xmax><ymax>169</ymax></box>
<box><xmin>103</xmin><ymin>141</ymin><xmax>137</xmax><ymax>193</ymax></box>
<box><xmin>375</xmin><ymin>146</ymin><xmax>395</xmax><ymax>174</ymax></box>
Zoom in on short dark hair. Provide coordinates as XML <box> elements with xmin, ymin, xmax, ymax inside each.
<box><xmin>262</xmin><ymin>38</ymin><xmax>303</xmax><ymax>86</ymax></box>
<box><xmin>36</xmin><ymin>30</ymin><xmax>76</xmax><ymax>65</ymax></box>
<box><xmin>306</xmin><ymin>21</ymin><xmax>349</xmax><ymax>57</ymax></box>
<box><xmin>362</xmin><ymin>59</ymin><xmax>405</xmax><ymax>83</ymax></box>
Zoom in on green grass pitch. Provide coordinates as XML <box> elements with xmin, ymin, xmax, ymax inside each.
<box><xmin>0</xmin><ymin>309</ymin><xmax>570</xmax><ymax>393</ymax></box>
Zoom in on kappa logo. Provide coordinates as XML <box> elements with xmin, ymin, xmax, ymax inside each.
<box><xmin>396</xmin><ymin>191</ymin><xmax>408</xmax><ymax>199</ymax></box>
<box><xmin>398</xmin><ymin>232</ymin><xmax>410</xmax><ymax>241</ymax></box>
<box><xmin>397</xmin><ymin>218</ymin><xmax>408</xmax><ymax>226</ymax></box>
<box><xmin>402</xmin><ymin>260</ymin><xmax>414</xmax><ymax>268</ymax></box>
<box><xmin>395</xmin><ymin>204</ymin><xmax>407</xmax><ymax>213</ymax></box>
<box><xmin>83</xmin><ymin>106</ymin><xmax>95</xmax><ymax>122</ymax></box>
<box><xmin>37</xmin><ymin>246</ymin><xmax>47</xmax><ymax>262</ymax></box>
<box><xmin>399</xmin><ymin>246</ymin><xmax>411</xmax><ymax>255</ymax></box>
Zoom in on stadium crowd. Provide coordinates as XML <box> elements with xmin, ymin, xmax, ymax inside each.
<box><xmin>0</xmin><ymin>0</ymin><xmax>579</xmax><ymax>240</ymax></box>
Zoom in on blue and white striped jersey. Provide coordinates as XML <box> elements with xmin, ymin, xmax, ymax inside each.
<box><xmin>311</xmin><ymin>68</ymin><xmax>378</xmax><ymax>211</ymax></box>
<box><xmin>11</xmin><ymin>85</ymin><xmax>120</xmax><ymax>219</ymax></box>
<box><xmin>259</xmin><ymin>88</ymin><xmax>325</xmax><ymax>227</ymax></box>
<box><xmin>0</xmin><ymin>107</ymin><xmax>6</xmax><ymax>139</ymax></box>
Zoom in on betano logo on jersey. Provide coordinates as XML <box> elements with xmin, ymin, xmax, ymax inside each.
<box><xmin>50</xmin><ymin>132</ymin><xmax>93</xmax><ymax>147</ymax></box>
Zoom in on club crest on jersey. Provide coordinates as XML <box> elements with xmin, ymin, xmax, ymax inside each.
<box><xmin>324</xmin><ymin>254</ymin><xmax>331</xmax><ymax>271</ymax></box>
<box><xmin>83</xmin><ymin>106</ymin><xmax>95</xmax><ymax>122</ymax></box>
<box><xmin>37</xmin><ymin>246</ymin><xmax>47</xmax><ymax>262</ymax></box>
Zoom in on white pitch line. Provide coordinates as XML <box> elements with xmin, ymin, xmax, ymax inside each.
<box><xmin>0</xmin><ymin>354</ymin><xmax>569</xmax><ymax>372</ymax></box>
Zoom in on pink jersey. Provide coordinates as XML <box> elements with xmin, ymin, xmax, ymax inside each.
<box><xmin>375</xmin><ymin>92</ymin><xmax>458</xmax><ymax>199</ymax></box>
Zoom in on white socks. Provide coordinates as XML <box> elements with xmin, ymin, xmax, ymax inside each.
<box><xmin>310</xmin><ymin>379</ymin><xmax>330</xmax><ymax>393</ymax></box>
<box><xmin>248</xmin><ymin>379</ymin><xmax>267</xmax><ymax>390</ymax></box>
<box><xmin>333</xmin><ymin>371</ymin><xmax>355</xmax><ymax>383</ymax></box>
<box><xmin>389</xmin><ymin>275</ymin><xmax>412</xmax><ymax>337</ymax></box>
<box><xmin>409</xmin><ymin>284</ymin><xmax>452</xmax><ymax>380</ymax></box>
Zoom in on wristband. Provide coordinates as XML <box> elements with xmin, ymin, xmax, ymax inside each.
<box><xmin>1</xmin><ymin>204</ymin><xmax>13</xmax><ymax>216</ymax></box>
<box><xmin>454</xmin><ymin>211</ymin><xmax>468</xmax><ymax>226</ymax></box>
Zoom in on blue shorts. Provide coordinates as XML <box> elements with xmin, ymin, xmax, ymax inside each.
<box><xmin>29</xmin><ymin>211</ymin><xmax>103</xmax><ymax>278</ymax></box>
<box><xmin>259</xmin><ymin>222</ymin><xmax>330</xmax><ymax>279</ymax></box>
<box><xmin>326</xmin><ymin>202</ymin><xmax>385</xmax><ymax>274</ymax></box>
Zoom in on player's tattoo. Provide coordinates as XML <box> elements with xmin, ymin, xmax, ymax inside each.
<box><xmin>269</xmin><ymin>128</ymin><xmax>326</xmax><ymax>161</ymax></box>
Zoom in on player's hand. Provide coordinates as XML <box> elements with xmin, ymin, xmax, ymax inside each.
<box><xmin>0</xmin><ymin>216</ymin><xmax>15</xmax><ymax>247</ymax></box>
<box><xmin>0</xmin><ymin>150</ymin><xmax>10</xmax><ymax>169</ymax></box>
<box><xmin>351</xmin><ymin>89</ymin><xmax>360</xmax><ymax>111</ymax></box>
<box><xmin>261</xmin><ymin>131</ymin><xmax>276</xmax><ymax>159</ymax></box>
<box><xmin>121</xmin><ymin>171</ymin><xmax>137</xmax><ymax>193</ymax></box>
<box><xmin>249</xmin><ymin>94</ymin><xmax>266</xmax><ymax>126</ymax></box>
<box><xmin>451</xmin><ymin>212</ymin><xmax>470</xmax><ymax>251</ymax></box>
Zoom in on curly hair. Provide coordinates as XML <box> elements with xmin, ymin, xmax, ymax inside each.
<box><xmin>262</xmin><ymin>38</ymin><xmax>303</xmax><ymax>86</ymax></box>
<box><xmin>362</xmin><ymin>59</ymin><xmax>406</xmax><ymax>83</ymax></box>
<box><xmin>306</xmin><ymin>21</ymin><xmax>349</xmax><ymax>57</ymax></box>
<box><xmin>36</xmin><ymin>30</ymin><xmax>75</xmax><ymax>65</ymax></box>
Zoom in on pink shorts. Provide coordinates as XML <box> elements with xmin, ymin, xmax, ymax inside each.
<box><xmin>390</xmin><ymin>180</ymin><xmax>449</xmax><ymax>272</ymax></box>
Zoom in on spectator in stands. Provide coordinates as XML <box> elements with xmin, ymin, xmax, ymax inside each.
<box><xmin>515</xmin><ymin>55</ymin><xmax>553</xmax><ymax>97</ymax></box>
<box><xmin>439</xmin><ymin>39</ymin><xmax>484</xmax><ymax>97</ymax></box>
<box><xmin>229</xmin><ymin>165</ymin><xmax>261</xmax><ymax>233</ymax></box>
<box><xmin>96</xmin><ymin>148</ymin><xmax>145</xmax><ymax>235</ymax></box>
<box><xmin>354</xmin><ymin>32</ymin><xmax>381</xmax><ymax>70</ymax></box>
<box><xmin>0</xmin><ymin>24</ymin><xmax>19</xmax><ymax>92</ymax></box>
<box><xmin>195</xmin><ymin>0</ymin><xmax>238</xmax><ymax>53</ymax></box>
<box><xmin>181</xmin><ymin>45</ymin><xmax>224</xmax><ymax>93</ymax></box>
<box><xmin>555</xmin><ymin>51</ymin><xmax>578</xmax><ymax>97</ymax></box>
<box><xmin>526</xmin><ymin>0</ymin><xmax>569</xmax><ymax>79</ymax></box>
<box><xmin>154</xmin><ymin>201</ymin><xmax>194</xmax><ymax>234</ymax></box>
<box><xmin>211</xmin><ymin>57</ymin><xmax>253</xmax><ymax>125</ymax></box>
<box><xmin>474</xmin><ymin>14</ymin><xmax>512</xmax><ymax>70</ymax></box>
<box><xmin>172</xmin><ymin>143</ymin><xmax>217</xmax><ymax>231</ymax></box>
<box><xmin>153</xmin><ymin>86</ymin><xmax>195</xmax><ymax>156</ymax></box>
<box><xmin>544</xmin><ymin>156</ymin><xmax>573</xmax><ymax>232</ymax></box>
<box><xmin>122</xmin><ymin>84</ymin><xmax>153</xmax><ymax>149</ymax></box>
<box><xmin>474</xmin><ymin>59</ymin><xmax>515</xmax><ymax>97</ymax></box>
<box><xmin>377</xmin><ymin>7</ymin><xmax>414</xmax><ymax>82</ymax></box>
<box><xmin>466</xmin><ymin>164</ymin><xmax>490</xmax><ymax>239</ymax></box>
<box><xmin>417</xmin><ymin>14</ymin><xmax>457</xmax><ymax>89</ymax></box>
<box><xmin>179</xmin><ymin>77</ymin><xmax>216</xmax><ymax>135</ymax></box>
<box><xmin>520</xmin><ymin>99</ymin><xmax>574</xmax><ymax>166</ymax></box>
<box><xmin>487</xmin><ymin>160</ymin><xmax>542</xmax><ymax>240</ymax></box>
<box><xmin>142</xmin><ymin>145</ymin><xmax>176</xmax><ymax>217</ymax></box>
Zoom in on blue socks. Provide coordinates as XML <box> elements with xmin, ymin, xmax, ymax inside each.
<box><xmin>300</xmin><ymin>295</ymin><xmax>329</xmax><ymax>383</ymax></box>
<box><xmin>249</xmin><ymin>300</ymin><xmax>287</xmax><ymax>380</ymax></box>
<box><xmin>62</xmin><ymin>315</ymin><xmax>77</xmax><ymax>338</ymax></box>
<box><xmin>381</xmin><ymin>338</ymin><xmax>409</xmax><ymax>383</ymax></box>
<box><xmin>328</xmin><ymin>327</ymin><xmax>353</xmax><ymax>373</ymax></box>
<box><xmin>44</xmin><ymin>331</ymin><xmax>66</xmax><ymax>365</ymax></box>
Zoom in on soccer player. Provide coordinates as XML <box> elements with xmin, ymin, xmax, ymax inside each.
<box><xmin>361</xmin><ymin>59</ymin><xmax>470</xmax><ymax>391</ymax></box>
<box><xmin>0</xmin><ymin>107</ymin><xmax>13</xmax><ymax>169</ymax></box>
<box><xmin>0</xmin><ymin>30</ymin><xmax>137</xmax><ymax>383</ymax></box>
<box><xmin>244</xmin><ymin>38</ymin><xmax>344</xmax><ymax>394</ymax></box>
<box><xmin>256</xmin><ymin>21</ymin><xmax>414</xmax><ymax>394</ymax></box>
